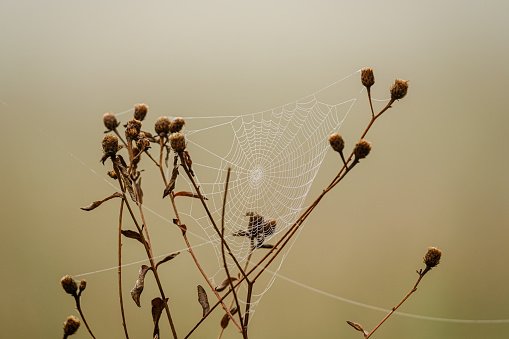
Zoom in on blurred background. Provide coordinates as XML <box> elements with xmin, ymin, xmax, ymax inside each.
<box><xmin>1</xmin><ymin>0</ymin><xmax>508</xmax><ymax>338</ymax></box>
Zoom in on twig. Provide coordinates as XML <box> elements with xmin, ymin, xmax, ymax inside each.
<box><xmin>220</xmin><ymin>168</ymin><xmax>246</xmax><ymax>337</ymax></box>
<box><xmin>118</xmin><ymin>199</ymin><xmax>129</xmax><ymax>338</ymax></box>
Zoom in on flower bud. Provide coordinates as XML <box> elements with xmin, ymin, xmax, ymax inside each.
<box><xmin>60</xmin><ymin>275</ymin><xmax>78</xmax><ymax>296</ymax></box>
<box><xmin>170</xmin><ymin>132</ymin><xmax>186</xmax><ymax>152</ymax></box>
<box><xmin>423</xmin><ymin>247</ymin><xmax>442</xmax><ymax>268</ymax></box>
<box><xmin>329</xmin><ymin>133</ymin><xmax>345</xmax><ymax>153</ymax></box>
<box><xmin>134</xmin><ymin>103</ymin><xmax>148</xmax><ymax>121</ymax></box>
<box><xmin>169</xmin><ymin>117</ymin><xmax>186</xmax><ymax>133</ymax></box>
<box><xmin>353</xmin><ymin>139</ymin><xmax>371</xmax><ymax>160</ymax></box>
<box><xmin>103</xmin><ymin>113</ymin><xmax>119</xmax><ymax>131</ymax></box>
<box><xmin>155</xmin><ymin>116</ymin><xmax>171</xmax><ymax>136</ymax></box>
<box><xmin>390</xmin><ymin>79</ymin><xmax>409</xmax><ymax>101</ymax></box>
<box><xmin>361</xmin><ymin>68</ymin><xmax>375</xmax><ymax>88</ymax></box>
<box><xmin>63</xmin><ymin>315</ymin><xmax>80</xmax><ymax>336</ymax></box>
<box><xmin>79</xmin><ymin>279</ymin><xmax>87</xmax><ymax>292</ymax></box>
<box><xmin>125</xmin><ymin>119</ymin><xmax>142</xmax><ymax>140</ymax></box>
<box><xmin>102</xmin><ymin>135</ymin><xmax>119</xmax><ymax>156</ymax></box>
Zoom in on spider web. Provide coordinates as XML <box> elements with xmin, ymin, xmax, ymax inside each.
<box><xmin>162</xmin><ymin>69</ymin><xmax>363</xmax><ymax>316</ymax></box>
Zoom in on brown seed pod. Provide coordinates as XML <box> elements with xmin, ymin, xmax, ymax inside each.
<box><xmin>353</xmin><ymin>139</ymin><xmax>371</xmax><ymax>160</ymax></box>
<box><xmin>125</xmin><ymin>119</ymin><xmax>142</xmax><ymax>140</ymax></box>
<box><xmin>423</xmin><ymin>247</ymin><xmax>442</xmax><ymax>269</ymax></box>
<box><xmin>390</xmin><ymin>79</ymin><xmax>409</xmax><ymax>101</ymax></box>
<box><xmin>361</xmin><ymin>68</ymin><xmax>375</xmax><ymax>88</ymax></box>
<box><xmin>102</xmin><ymin>135</ymin><xmax>119</xmax><ymax>156</ymax></box>
<box><xmin>134</xmin><ymin>103</ymin><xmax>148</xmax><ymax>121</ymax></box>
<box><xmin>170</xmin><ymin>132</ymin><xmax>186</xmax><ymax>152</ymax></box>
<box><xmin>103</xmin><ymin>112</ymin><xmax>119</xmax><ymax>131</ymax></box>
<box><xmin>155</xmin><ymin>116</ymin><xmax>171</xmax><ymax>136</ymax></box>
<box><xmin>328</xmin><ymin>133</ymin><xmax>345</xmax><ymax>153</ymax></box>
<box><xmin>169</xmin><ymin>117</ymin><xmax>186</xmax><ymax>133</ymax></box>
<box><xmin>60</xmin><ymin>275</ymin><xmax>78</xmax><ymax>296</ymax></box>
<box><xmin>63</xmin><ymin>315</ymin><xmax>80</xmax><ymax>336</ymax></box>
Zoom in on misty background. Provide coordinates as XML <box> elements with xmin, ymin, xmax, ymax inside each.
<box><xmin>1</xmin><ymin>1</ymin><xmax>508</xmax><ymax>338</ymax></box>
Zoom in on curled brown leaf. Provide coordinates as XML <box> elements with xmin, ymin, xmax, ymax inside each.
<box><xmin>131</xmin><ymin>265</ymin><xmax>151</xmax><ymax>307</ymax></box>
<box><xmin>197</xmin><ymin>285</ymin><xmax>210</xmax><ymax>317</ymax></box>
<box><xmin>80</xmin><ymin>192</ymin><xmax>122</xmax><ymax>211</ymax></box>
<box><xmin>155</xmin><ymin>252</ymin><xmax>180</xmax><ymax>269</ymax></box>
<box><xmin>215</xmin><ymin>276</ymin><xmax>238</xmax><ymax>292</ymax></box>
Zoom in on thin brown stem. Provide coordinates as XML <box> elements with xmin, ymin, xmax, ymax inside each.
<box><xmin>112</xmin><ymin>162</ymin><xmax>178</xmax><ymax>338</ymax></box>
<box><xmin>178</xmin><ymin>153</ymin><xmax>247</xmax><ymax>278</ymax></box>
<box><xmin>74</xmin><ymin>295</ymin><xmax>96</xmax><ymax>339</ymax></box>
<box><xmin>118</xmin><ymin>200</ymin><xmax>129</xmax><ymax>339</ymax></box>
<box><xmin>365</xmin><ymin>268</ymin><xmax>429</xmax><ymax>338</ymax></box>
<box><xmin>220</xmin><ymin>168</ymin><xmax>246</xmax><ymax>337</ymax></box>
<box><xmin>154</xmin><ymin>143</ymin><xmax>240</xmax><ymax>332</ymax></box>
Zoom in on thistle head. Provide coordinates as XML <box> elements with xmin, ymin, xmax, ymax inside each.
<box><xmin>329</xmin><ymin>133</ymin><xmax>345</xmax><ymax>153</ymax></box>
<box><xmin>134</xmin><ymin>103</ymin><xmax>148</xmax><ymax>121</ymax></box>
<box><xmin>390</xmin><ymin>79</ymin><xmax>409</xmax><ymax>101</ymax></box>
<box><xmin>60</xmin><ymin>275</ymin><xmax>78</xmax><ymax>296</ymax></box>
<box><xmin>361</xmin><ymin>68</ymin><xmax>375</xmax><ymax>89</ymax></box>
<box><xmin>170</xmin><ymin>132</ymin><xmax>186</xmax><ymax>152</ymax></box>
<box><xmin>155</xmin><ymin>116</ymin><xmax>171</xmax><ymax>136</ymax></box>
<box><xmin>353</xmin><ymin>139</ymin><xmax>372</xmax><ymax>160</ymax></box>
<box><xmin>103</xmin><ymin>113</ymin><xmax>119</xmax><ymax>131</ymax></box>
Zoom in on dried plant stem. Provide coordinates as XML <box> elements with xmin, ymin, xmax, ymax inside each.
<box><xmin>154</xmin><ymin>146</ymin><xmax>241</xmax><ymax>332</ymax></box>
<box><xmin>365</xmin><ymin>268</ymin><xmax>430</xmax><ymax>338</ymax></box>
<box><xmin>113</xmin><ymin>163</ymin><xmax>178</xmax><ymax>339</ymax></box>
<box><xmin>178</xmin><ymin>153</ymin><xmax>247</xmax><ymax>278</ymax></box>
<box><xmin>220</xmin><ymin>168</ymin><xmax>246</xmax><ymax>338</ymax></box>
<box><xmin>73</xmin><ymin>295</ymin><xmax>96</xmax><ymax>339</ymax></box>
<box><xmin>367</xmin><ymin>88</ymin><xmax>375</xmax><ymax>118</ymax></box>
<box><xmin>118</xmin><ymin>200</ymin><xmax>129</xmax><ymax>339</ymax></box>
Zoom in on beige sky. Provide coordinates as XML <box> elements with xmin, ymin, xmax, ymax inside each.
<box><xmin>1</xmin><ymin>1</ymin><xmax>508</xmax><ymax>338</ymax></box>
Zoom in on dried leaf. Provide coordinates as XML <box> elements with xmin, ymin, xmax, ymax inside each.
<box><xmin>220</xmin><ymin>306</ymin><xmax>238</xmax><ymax>329</ymax></box>
<box><xmin>113</xmin><ymin>157</ymin><xmax>137</xmax><ymax>202</ymax></box>
<box><xmin>174</xmin><ymin>191</ymin><xmax>208</xmax><ymax>200</ymax></box>
<box><xmin>258</xmin><ymin>244</ymin><xmax>275</xmax><ymax>249</ymax></box>
<box><xmin>80</xmin><ymin>192</ymin><xmax>122</xmax><ymax>211</ymax></box>
<box><xmin>346</xmin><ymin>321</ymin><xmax>368</xmax><ymax>336</ymax></box>
<box><xmin>163</xmin><ymin>165</ymin><xmax>179</xmax><ymax>198</ymax></box>
<box><xmin>215</xmin><ymin>276</ymin><xmax>238</xmax><ymax>292</ymax></box>
<box><xmin>121</xmin><ymin>230</ymin><xmax>143</xmax><ymax>244</ymax></box>
<box><xmin>155</xmin><ymin>252</ymin><xmax>180</xmax><ymax>269</ymax></box>
<box><xmin>135</xmin><ymin>177</ymin><xmax>143</xmax><ymax>204</ymax></box>
<box><xmin>197</xmin><ymin>285</ymin><xmax>210</xmax><ymax>317</ymax></box>
<box><xmin>183</xmin><ymin>151</ymin><xmax>194</xmax><ymax>176</ymax></box>
<box><xmin>131</xmin><ymin>265</ymin><xmax>151</xmax><ymax>307</ymax></box>
<box><xmin>151</xmin><ymin>297</ymin><xmax>167</xmax><ymax>339</ymax></box>
<box><xmin>232</xmin><ymin>230</ymin><xmax>250</xmax><ymax>237</ymax></box>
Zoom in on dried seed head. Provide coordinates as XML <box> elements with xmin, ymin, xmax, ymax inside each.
<box><xmin>263</xmin><ymin>218</ymin><xmax>277</xmax><ymax>236</ymax></box>
<box><xmin>102</xmin><ymin>135</ymin><xmax>119</xmax><ymax>156</ymax></box>
<box><xmin>134</xmin><ymin>103</ymin><xmax>148</xmax><ymax>121</ymax></box>
<box><xmin>60</xmin><ymin>275</ymin><xmax>78</xmax><ymax>296</ymax></box>
<box><xmin>329</xmin><ymin>133</ymin><xmax>345</xmax><ymax>153</ymax></box>
<box><xmin>79</xmin><ymin>280</ymin><xmax>87</xmax><ymax>292</ymax></box>
<box><xmin>125</xmin><ymin>119</ymin><xmax>142</xmax><ymax>140</ymax></box>
<box><xmin>155</xmin><ymin>116</ymin><xmax>171</xmax><ymax>136</ymax></box>
<box><xmin>423</xmin><ymin>247</ymin><xmax>442</xmax><ymax>269</ymax></box>
<box><xmin>170</xmin><ymin>117</ymin><xmax>186</xmax><ymax>133</ymax></box>
<box><xmin>170</xmin><ymin>132</ymin><xmax>186</xmax><ymax>152</ymax></box>
<box><xmin>63</xmin><ymin>315</ymin><xmax>80</xmax><ymax>336</ymax></box>
<box><xmin>103</xmin><ymin>113</ymin><xmax>119</xmax><ymax>131</ymax></box>
<box><xmin>136</xmin><ymin>137</ymin><xmax>151</xmax><ymax>151</ymax></box>
<box><xmin>354</xmin><ymin>139</ymin><xmax>372</xmax><ymax>160</ymax></box>
<box><xmin>390</xmin><ymin>79</ymin><xmax>409</xmax><ymax>101</ymax></box>
<box><xmin>107</xmin><ymin>170</ymin><xmax>118</xmax><ymax>179</ymax></box>
<box><xmin>361</xmin><ymin>68</ymin><xmax>375</xmax><ymax>88</ymax></box>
